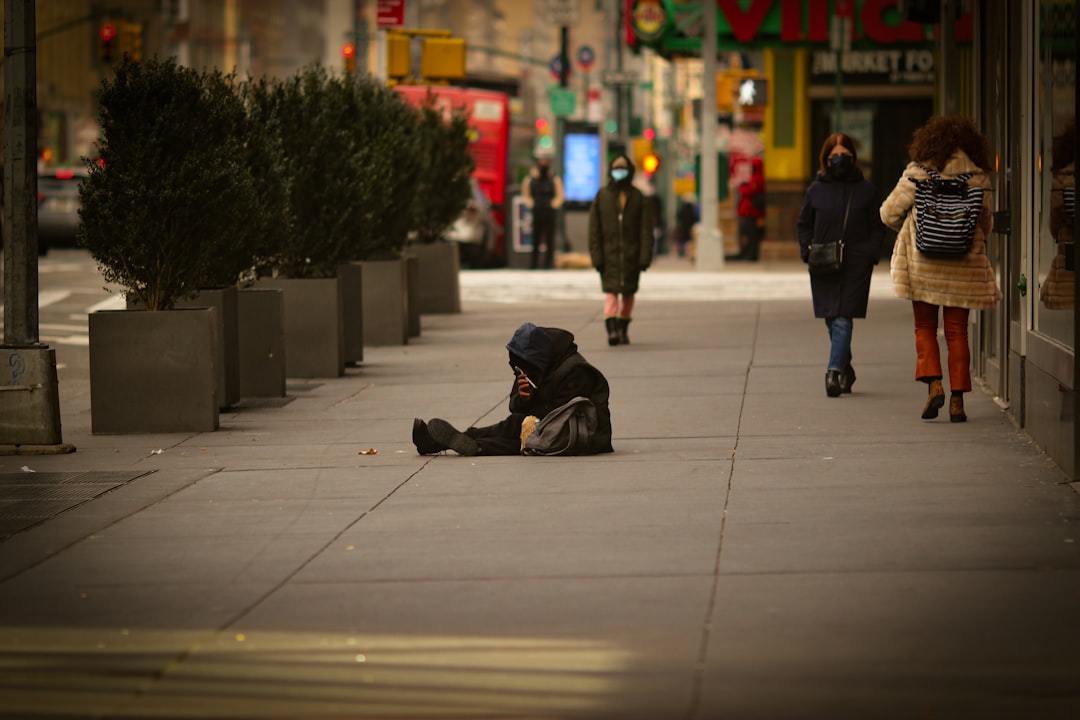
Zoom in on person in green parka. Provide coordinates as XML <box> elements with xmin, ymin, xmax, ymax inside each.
<box><xmin>588</xmin><ymin>153</ymin><xmax>654</xmax><ymax>346</ymax></box>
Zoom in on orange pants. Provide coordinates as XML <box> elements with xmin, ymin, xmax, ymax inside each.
<box><xmin>912</xmin><ymin>301</ymin><xmax>971</xmax><ymax>392</ymax></box>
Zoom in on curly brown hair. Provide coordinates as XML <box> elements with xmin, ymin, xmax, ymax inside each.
<box><xmin>908</xmin><ymin>115</ymin><xmax>991</xmax><ymax>171</ymax></box>
<box><xmin>818</xmin><ymin>133</ymin><xmax>857</xmax><ymax>173</ymax></box>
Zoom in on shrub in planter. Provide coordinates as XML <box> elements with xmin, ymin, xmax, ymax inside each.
<box><xmin>78</xmin><ymin>58</ymin><xmax>269</xmax><ymax>309</ymax></box>
<box><xmin>245</xmin><ymin>66</ymin><xmax>423</xmax><ymax>277</ymax></box>
<box><xmin>410</xmin><ymin>97</ymin><xmax>475</xmax><ymax>245</ymax></box>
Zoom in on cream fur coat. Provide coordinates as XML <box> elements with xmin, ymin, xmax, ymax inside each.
<box><xmin>880</xmin><ymin>150</ymin><xmax>1002</xmax><ymax>309</ymax></box>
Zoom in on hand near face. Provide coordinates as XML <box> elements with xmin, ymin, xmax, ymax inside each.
<box><xmin>516</xmin><ymin>372</ymin><xmax>534</xmax><ymax>399</ymax></box>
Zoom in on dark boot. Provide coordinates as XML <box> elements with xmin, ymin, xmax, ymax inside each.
<box><xmin>922</xmin><ymin>378</ymin><xmax>945</xmax><ymax>419</ymax></box>
<box><xmin>426</xmin><ymin>418</ymin><xmax>479</xmax><ymax>456</ymax></box>
<box><xmin>412</xmin><ymin>418</ymin><xmax>445</xmax><ymax>455</ymax></box>
<box><xmin>839</xmin><ymin>364</ymin><xmax>856</xmax><ymax>394</ymax></box>
<box><xmin>617</xmin><ymin>318</ymin><xmax>631</xmax><ymax>345</ymax></box>
<box><xmin>949</xmin><ymin>393</ymin><xmax>967</xmax><ymax>423</ymax></box>
<box><xmin>825</xmin><ymin>370</ymin><xmax>842</xmax><ymax>397</ymax></box>
<box><xmin>605</xmin><ymin>317</ymin><xmax>620</xmax><ymax>346</ymax></box>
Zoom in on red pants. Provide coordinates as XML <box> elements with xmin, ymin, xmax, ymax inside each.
<box><xmin>912</xmin><ymin>301</ymin><xmax>971</xmax><ymax>392</ymax></box>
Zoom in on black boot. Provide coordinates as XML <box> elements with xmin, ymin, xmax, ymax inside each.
<box><xmin>412</xmin><ymin>418</ymin><xmax>444</xmax><ymax>454</ymax></box>
<box><xmin>426</xmin><ymin>418</ymin><xmax>479</xmax><ymax>456</ymax></box>
<box><xmin>825</xmin><ymin>370</ymin><xmax>842</xmax><ymax>397</ymax></box>
<box><xmin>617</xmin><ymin>318</ymin><xmax>631</xmax><ymax>345</ymax></box>
<box><xmin>605</xmin><ymin>317</ymin><xmax>620</xmax><ymax>346</ymax></box>
<box><xmin>839</xmin><ymin>364</ymin><xmax>856</xmax><ymax>394</ymax></box>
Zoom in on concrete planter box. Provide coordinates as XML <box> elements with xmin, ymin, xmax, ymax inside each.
<box><xmin>409</xmin><ymin>241</ymin><xmax>461</xmax><ymax>314</ymax></box>
<box><xmin>255</xmin><ymin>277</ymin><xmax>344</xmax><ymax>378</ymax></box>
<box><xmin>361</xmin><ymin>258</ymin><xmax>408</xmax><ymax>346</ymax></box>
<box><xmin>174</xmin><ymin>287</ymin><xmax>240</xmax><ymax>410</ymax></box>
<box><xmin>237</xmin><ymin>288</ymin><xmax>286</xmax><ymax>397</ymax></box>
<box><xmin>89</xmin><ymin>308</ymin><xmax>219</xmax><ymax>434</ymax></box>
<box><xmin>337</xmin><ymin>262</ymin><xmax>365</xmax><ymax>365</ymax></box>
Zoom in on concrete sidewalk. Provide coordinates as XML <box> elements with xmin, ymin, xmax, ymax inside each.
<box><xmin>1</xmin><ymin>266</ymin><xmax>1078</xmax><ymax>720</ymax></box>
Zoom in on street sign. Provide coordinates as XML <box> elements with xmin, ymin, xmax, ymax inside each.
<box><xmin>549</xmin><ymin>86</ymin><xmax>576</xmax><ymax>117</ymax></box>
<box><xmin>545</xmin><ymin>0</ymin><xmax>580</xmax><ymax>26</ymax></box>
<box><xmin>576</xmin><ymin>45</ymin><xmax>595</xmax><ymax>70</ymax></box>
<box><xmin>377</xmin><ymin>0</ymin><xmax>405</xmax><ymax>29</ymax></box>
<box><xmin>602</xmin><ymin>70</ymin><xmax>639</xmax><ymax>86</ymax></box>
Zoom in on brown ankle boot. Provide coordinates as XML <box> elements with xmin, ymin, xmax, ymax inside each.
<box><xmin>949</xmin><ymin>394</ymin><xmax>967</xmax><ymax>423</ymax></box>
<box><xmin>921</xmin><ymin>379</ymin><xmax>945</xmax><ymax>419</ymax></box>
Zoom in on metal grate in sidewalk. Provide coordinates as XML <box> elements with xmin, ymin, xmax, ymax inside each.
<box><xmin>0</xmin><ymin>470</ymin><xmax>156</xmax><ymax>540</ymax></box>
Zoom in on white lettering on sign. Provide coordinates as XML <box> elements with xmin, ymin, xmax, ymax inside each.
<box><xmin>472</xmin><ymin>99</ymin><xmax>504</xmax><ymax>122</ymax></box>
<box><xmin>811</xmin><ymin>49</ymin><xmax>935</xmax><ymax>84</ymax></box>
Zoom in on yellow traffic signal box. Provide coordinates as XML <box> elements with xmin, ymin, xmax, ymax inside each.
<box><xmin>387</xmin><ymin>33</ymin><xmax>411</xmax><ymax>78</ymax></box>
<box><xmin>421</xmin><ymin>37</ymin><xmax>466</xmax><ymax>80</ymax></box>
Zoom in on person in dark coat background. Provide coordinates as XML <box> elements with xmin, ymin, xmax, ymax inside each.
<box><xmin>797</xmin><ymin>133</ymin><xmax>884</xmax><ymax>398</ymax></box>
<box><xmin>588</xmin><ymin>153</ymin><xmax>654</xmax><ymax>346</ymax></box>
<box><xmin>412</xmin><ymin>322</ymin><xmax>613</xmax><ymax>456</ymax></box>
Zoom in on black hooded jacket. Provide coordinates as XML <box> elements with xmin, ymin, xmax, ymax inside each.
<box><xmin>507</xmin><ymin>326</ymin><xmax>613</xmax><ymax>454</ymax></box>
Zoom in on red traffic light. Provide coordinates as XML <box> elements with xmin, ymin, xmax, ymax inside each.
<box><xmin>643</xmin><ymin>127</ymin><xmax>655</xmax><ymax>140</ymax></box>
<box><xmin>535</xmin><ymin>117</ymin><xmax>550</xmax><ymax>133</ymax></box>
<box><xmin>341</xmin><ymin>43</ymin><xmax>356</xmax><ymax>58</ymax></box>
<box><xmin>99</xmin><ymin>23</ymin><xmax>117</xmax><ymax>42</ymax></box>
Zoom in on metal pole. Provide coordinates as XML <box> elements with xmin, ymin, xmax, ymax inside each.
<box><xmin>3</xmin><ymin>0</ymin><xmax>39</xmax><ymax>348</ymax></box>
<box><xmin>697</xmin><ymin>0</ymin><xmax>723</xmax><ymax>270</ymax></box>
<box><xmin>939</xmin><ymin>0</ymin><xmax>957</xmax><ymax>115</ymax></box>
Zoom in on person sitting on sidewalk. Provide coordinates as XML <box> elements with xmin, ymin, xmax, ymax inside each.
<box><xmin>412</xmin><ymin>322</ymin><xmax>613</xmax><ymax>456</ymax></box>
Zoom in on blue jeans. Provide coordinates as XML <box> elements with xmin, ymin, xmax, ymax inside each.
<box><xmin>825</xmin><ymin>317</ymin><xmax>853</xmax><ymax>372</ymax></box>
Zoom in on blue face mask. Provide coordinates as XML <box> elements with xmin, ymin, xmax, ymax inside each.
<box><xmin>828</xmin><ymin>154</ymin><xmax>853</xmax><ymax>176</ymax></box>
<box><xmin>611</xmin><ymin>168</ymin><xmax>630</xmax><ymax>182</ymax></box>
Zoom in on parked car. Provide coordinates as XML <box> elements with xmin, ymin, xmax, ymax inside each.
<box><xmin>446</xmin><ymin>177</ymin><xmax>499</xmax><ymax>268</ymax></box>
<box><xmin>37</xmin><ymin>167</ymin><xmax>88</xmax><ymax>250</ymax></box>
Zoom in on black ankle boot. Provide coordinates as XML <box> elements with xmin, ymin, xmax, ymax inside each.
<box><xmin>839</xmin><ymin>364</ymin><xmax>856</xmax><ymax>393</ymax></box>
<box><xmin>825</xmin><ymin>370</ymin><xmax>842</xmax><ymax>397</ymax></box>
<box><xmin>605</xmin><ymin>317</ymin><xmax>620</xmax><ymax>346</ymax></box>
<box><xmin>617</xmin><ymin>318</ymin><xmax>631</xmax><ymax>345</ymax></box>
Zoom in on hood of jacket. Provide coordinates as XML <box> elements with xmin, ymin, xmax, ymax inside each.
<box><xmin>506</xmin><ymin>323</ymin><xmax>576</xmax><ymax>380</ymax></box>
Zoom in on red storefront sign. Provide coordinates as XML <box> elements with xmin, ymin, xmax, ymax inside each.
<box><xmin>377</xmin><ymin>0</ymin><xmax>405</xmax><ymax>29</ymax></box>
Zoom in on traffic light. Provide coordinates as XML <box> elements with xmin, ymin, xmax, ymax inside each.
<box><xmin>535</xmin><ymin>117</ymin><xmax>553</xmax><ymax>151</ymax></box>
<box><xmin>118</xmin><ymin>21</ymin><xmax>143</xmax><ymax>62</ymax></box>
<box><xmin>99</xmin><ymin>23</ymin><xmax>116</xmax><ymax>64</ymax></box>
<box><xmin>642</xmin><ymin>153</ymin><xmax>661</xmax><ymax>176</ymax></box>
<box><xmin>342</xmin><ymin>42</ymin><xmax>356</xmax><ymax>75</ymax></box>
<box><xmin>420</xmin><ymin>37</ymin><xmax>466</xmax><ymax>80</ymax></box>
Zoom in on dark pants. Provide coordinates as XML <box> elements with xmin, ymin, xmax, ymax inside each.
<box><xmin>465</xmin><ymin>413</ymin><xmax>527</xmax><ymax>455</ymax></box>
<box><xmin>736</xmin><ymin>215</ymin><xmax>762</xmax><ymax>261</ymax></box>
<box><xmin>531</xmin><ymin>209</ymin><xmax>556</xmax><ymax>269</ymax></box>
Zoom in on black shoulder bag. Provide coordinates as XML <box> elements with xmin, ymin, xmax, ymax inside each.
<box><xmin>808</xmin><ymin>187</ymin><xmax>852</xmax><ymax>275</ymax></box>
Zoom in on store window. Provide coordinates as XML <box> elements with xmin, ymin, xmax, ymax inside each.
<box><xmin>1035</xmin><ymin>0</ymin><xmax>1076</xmax><ymax>348</ymax></box>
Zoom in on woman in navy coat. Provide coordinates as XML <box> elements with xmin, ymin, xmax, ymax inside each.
<box><xmin>796</xmin><ymin>133</ymin><xmax>884</xmax><ymax>397</ymax></box>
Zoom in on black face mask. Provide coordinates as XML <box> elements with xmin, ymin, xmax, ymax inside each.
<box><xmin>828</xmin><ymin>154</ymin><xmax>854</xmax><ymax>179</ymax></box>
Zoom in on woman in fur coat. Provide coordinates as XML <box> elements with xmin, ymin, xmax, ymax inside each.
<box><xmin>1039</xmin><ymin>124</ymin><xmax>1074</xmax><ymax>310</ymax></box>
<box><xmin>588</xmin><ymin>153</ymin><xmax>654</xmax><ymax>346</ymax></box>
<box><xmin>797</xmin><ymin>133</ymin><xmax>884</xmax><ymax>397</ymax></box>
<box><xmin>880</xmin><ymin>115</ymin><xmax>1002</xmax><ymax>422</ymax></box>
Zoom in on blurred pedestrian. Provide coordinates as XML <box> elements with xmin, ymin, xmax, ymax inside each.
<box><xmin>731</xmin><ymin>156</ymin><xmax>766</xmax><ymax>261</ymax></box>
<box><xmin>412</xmin><ymin>322</ymin><xmax>613</xmax><ymax>456</ymax></box>
<box><xmin>522</xmin><ymin>156</ymin><xmax>564</xmax><ymax>270</ymax></box>
<box><xmin>880</xmin><ymin>115</ymin><xmax>1000</xmax><ymax>422</ymax></box>
<box><xmin>588</xmin><ymin>153</ymin><xmax>654</xmax><ymax>346</ymax></box>
<box><xmin>673</xmin><ymin>193</ymin><xmax>698</xmax><ymax>258</ymax></box>
<box><xmin>797</xmin><ymin>133</ymin><xmax>884</xmax><ymax>398</ymax></box>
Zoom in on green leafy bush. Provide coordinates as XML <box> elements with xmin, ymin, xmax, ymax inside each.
<box><xmin>248</xmin><ymin>66</ymin><xmax>424</xmax><ymax>277</ymax></box>
<box><xmin>78</xmin><ymin>58</ymin><xmax>266</xmax><ymax>310</ymax></box>
<box><xmin>411</xmin><ymin>96</ymin><xmax>475</xmax><ymax>244</ymax></box>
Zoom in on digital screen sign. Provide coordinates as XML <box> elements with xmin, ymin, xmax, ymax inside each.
<box><xmin>562</xmin><ymin>131</ymin><xmax>602</xmax><ymax>205</ymax></box>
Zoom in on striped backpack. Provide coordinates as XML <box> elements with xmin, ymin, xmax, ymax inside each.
<box><xmin>909</xmin><ymin>165</ymin><xmax>983</xmax><ymax>257</ymax></box>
